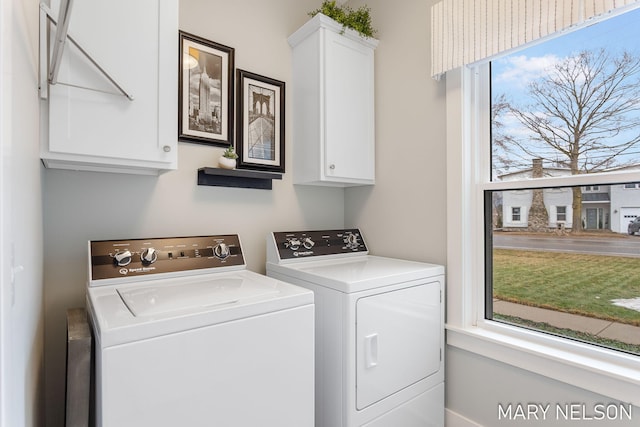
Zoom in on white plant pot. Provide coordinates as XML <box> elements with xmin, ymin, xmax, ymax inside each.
<box><xmin>218</xmin><ymin>156</ymin><xmax>237</xmax><ymax>170</ymax></box>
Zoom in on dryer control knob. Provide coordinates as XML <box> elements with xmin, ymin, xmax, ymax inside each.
<box><xmin>285</xmin><ymin>238</ymin><xmax>301</xmax><ymax>251</ymax></box>
<box><xmin>344</xmin><ymin>234</ymin><xmax>359</xmax><ymax>248</ymax></box>
<box><xmin>214</xmin><ymin>243</ymin><xmax>230</xmax><ymax>259</ymax></box>
<box><xmin>302</xmin><ymin>237</ymin><xmax>315</xmax><ymax>249</ymax></box>
<box><xmin>141</xmin><ymin>248</ymin><xmax>158</xmax><ymax>264</ymax></box>
<box><xmin>114</xmin><ymin>250</ymin><xmax>132</xmax><ymax>267</ymax></box>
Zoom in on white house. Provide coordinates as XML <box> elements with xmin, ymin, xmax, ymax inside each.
<box><xmin>500</xmin><ymin>161</ymin><xmax>640</xmax><ymax>233</ymax></box>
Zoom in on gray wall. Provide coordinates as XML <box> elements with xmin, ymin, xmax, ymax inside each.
<box><xmin>447</xmin><ymin>347</ymin><xmax>638</xmax><ymax>426</ymax></box>
<box><xmin>344</xmin><ymin>0</ymin><xmax>447</xmax><ymax>265</ymax></box>
<box><xmin>1</xmin><ymin>0</ymin><xmax>44</xmax><ymax>426</ymax></box>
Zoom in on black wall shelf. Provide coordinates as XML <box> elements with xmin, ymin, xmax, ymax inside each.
<box><xmin>197</xmin><ymin>167</ymin><xmax>282</xmax><ymax>190</ymax></box>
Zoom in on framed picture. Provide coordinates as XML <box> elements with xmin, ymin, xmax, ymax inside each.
<box><xmin>178</xmin><ymin>31</ymin><xmax>234</xmax><ymax>146</ymax></box>
<box><xmin>236</xmin><ymin>69</ymin><xmax>285</xmax><ymax>173</ymax></box>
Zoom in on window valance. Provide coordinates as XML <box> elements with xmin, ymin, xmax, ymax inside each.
<box><xmin>431</xmin><ymin>0</ymin><xmax>640</xmax><ymax>78</ymax></box>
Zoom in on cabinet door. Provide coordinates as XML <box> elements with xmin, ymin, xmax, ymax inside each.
<box><xmin>324</xmin><ymin>31</ymin><xmax>375</xmax><ymax>183</ymax></box>
<box><xmin>356</xmin><ymin>282</ymin><xmax>441</xmax><ymax>410</ymax></box>
<box><xmin>46</xmin><ymin>0</ymin><xmax>177</xmax><ymax>170</ymax></box>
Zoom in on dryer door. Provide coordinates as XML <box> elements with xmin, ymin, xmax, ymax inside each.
<box><xmin>356</xmin><ymin>281</ymin><xmax>441</xmax><ymax>409</ymax></box>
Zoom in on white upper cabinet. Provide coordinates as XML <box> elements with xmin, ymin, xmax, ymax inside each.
<box><xmin>288</xmin><ymin>14</ymin><xmax>378</xmax><ymax>187</ymax></box>
<box><xmin>41</xmin><ymin>0</ymin><xmax>178</xmax><ymax>175</ymax></box>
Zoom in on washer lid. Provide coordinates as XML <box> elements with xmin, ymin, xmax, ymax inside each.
<box><xmin>118</xmin><ymin>277</ymin><xmax>279</xmax><ymax>317</ymax></box>
<box><xmin>87</xmin><ymin>270</ymin><xmax>313</xmax><ymax>348</ymax></box>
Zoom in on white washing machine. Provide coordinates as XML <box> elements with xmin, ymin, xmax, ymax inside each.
<box><xmin>87</xmin><ymin>234</ymin><xmax>314</xmax><ymax>427</ymax></box>
<box><xmin>266</xmin><ymin>229</ymin><xmax>444</xmax><ymax>427</ymax></box>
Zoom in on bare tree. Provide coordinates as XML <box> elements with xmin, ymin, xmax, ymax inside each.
<box><xmin>491</xmin><ymin>93</ymin><xmax>515</xmax><ymax>175</ymax></box>
<box><xmin>506</xmin><ymin>49</ymin><xmax>640</xmax><ymax>232</ymax></box>
<box><xmin>492</xmin><ymin>93</ymin><xmax>535</xmax><ymax>176</ymax></box>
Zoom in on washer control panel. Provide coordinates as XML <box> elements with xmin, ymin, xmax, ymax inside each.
<box><xmin>272</xmin><ymin>229</ymin><xmax>368</xmax><ymax>260</ymax></box>
<box><xmin>90</xmin><ymin>235</ymin><xmax>245</xmax><ymax>281</ymax></box>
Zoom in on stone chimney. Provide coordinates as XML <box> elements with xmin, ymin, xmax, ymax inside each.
<box><xmin>528</xmin><ymin>158</ymin><xmax>549</xmax><ymax>232</ymax></box>
<box><xmin>532</xmin><ymin>158</ymin><xmax>543</xmax><ymax>178</ymax></box>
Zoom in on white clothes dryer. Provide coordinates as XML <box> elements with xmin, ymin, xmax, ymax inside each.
<box><xmin>266</xmin><ymin>229</ymin><xmax>444</xmax><ymax>427</ymax></box>
<box><xmin>87</xmin><ymin>234</ymin><xmax>314</xmax><ymax>427</ymax></box>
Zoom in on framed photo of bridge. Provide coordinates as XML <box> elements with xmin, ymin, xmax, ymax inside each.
<box><xmin>178</xmin><ymin>31</ymin><xmax>234</xmax><ymax>146</ymax></box>
<box><xmin>235</xmin><ymin>69</ymin><xmax>285</xmax><ymax>173</ymax></box>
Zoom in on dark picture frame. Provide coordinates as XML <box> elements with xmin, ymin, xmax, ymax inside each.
<box><xmin>178</xmin><ymin>31</ymin><xmax>234</xmax><ymax>146</ymax></box>
<box><xmin>236</xmin><ymin>69</ymin><xmax>285</xmax><ymax>173</ymax></box>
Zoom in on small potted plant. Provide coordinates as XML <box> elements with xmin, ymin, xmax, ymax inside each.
<box><xmin>308</xmin><ymin>1</ymin><xmax>376</xmax><ymax>38</ymax></box>
<box><xmin>218</xmin><ymin>146</ymin><xmax>238</xmax><ymax>169</ymax></box>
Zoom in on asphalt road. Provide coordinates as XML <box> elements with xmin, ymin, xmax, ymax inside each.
<box><xmin>493</xmin><ymin>233</ymin><xmax>640</xmax><ymax>257</ymax></box>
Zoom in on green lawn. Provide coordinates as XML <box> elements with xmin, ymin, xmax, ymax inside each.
<box><xmin>492</xmin><ymin>249</ymin><xmax>640</xmax><ymax>326</ymax></box>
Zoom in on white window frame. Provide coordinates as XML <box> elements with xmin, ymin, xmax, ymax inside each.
<box><xmin>446</xmin><ymin>64</ymin><xmax>640</xmax><ymax>406</ymax></box>
<box><xmin>511</xmin><ymin>206</ymin><xmax>521</xmax><ymax>222</ymax></box>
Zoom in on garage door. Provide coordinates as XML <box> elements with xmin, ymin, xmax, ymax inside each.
<box><xmin>620</xmin><ymin>208</ymin><xmax>640</xmax><ymax>233</ymax></box>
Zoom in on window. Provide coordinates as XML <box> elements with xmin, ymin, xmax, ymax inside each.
<box><xmin>510</xmin><ymin>207</ymin><xmax>520</xmax><ymax>222</ymax></box>
<box><xmin>556</xmin><ymin>206</ymin><xmax>566</xmax><ymax>222</ymax></box>
<box><xmin>446</xmin><ymin>5</ymin><xmax>640</xmax><ymax>407</ymax></box>
<box><xmin>488</xmin><ymin>7</ymin><xmax>640</xmax><ymax>357</ymax></box>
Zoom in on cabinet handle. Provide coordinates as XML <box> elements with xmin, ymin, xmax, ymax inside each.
<box><xmin>329</xmin><ymin>164</ymin><xmax>335</xmax><ymax>170</ymax></box>
<box><xmin>163</xmin><ymin>145</ymin><xmax>171</xmax><ymax>153</ymax></box>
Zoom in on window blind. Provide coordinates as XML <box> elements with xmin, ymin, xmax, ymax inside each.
<box><xmin>431</xmin><ymin>0</ymin><xmax>640</xmax><ymax>78</ymax></box>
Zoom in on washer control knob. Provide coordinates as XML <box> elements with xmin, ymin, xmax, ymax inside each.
<box><xmin>141</xmin><ymin>248</ymin><xmax>158</xmax><ymax>264</ymax></box>
<box><xmin>302</xmin><ymin>237</ymin><xmax>315</xmax><ymax>249</ymax></box>
<box><xmin>114</xmin><ymin>250</ymin><xmax>132</xmax><ymax>267</ymax></box>
<box><xmin>214</xmin><ymin>243</ymin><xmax>230</xmax><ymax>259</ymax></box>
<box><xmin>285</xmin><ymin>238</ymin><xmax>301</xmax><ymax>251</ymax></box>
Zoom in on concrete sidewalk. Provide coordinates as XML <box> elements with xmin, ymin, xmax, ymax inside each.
<box><xmin>493</xmin><ymin>300</ymin><xmax>640</xmax><ymax>345</ymax></box>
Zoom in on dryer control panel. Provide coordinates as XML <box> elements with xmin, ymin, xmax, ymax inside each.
<box><xmin>271</xmin><ymin>229</ymin><xmax>368</xmax><ymax>260</ymax></box>
<box><xmin>89</xmin><ymin>235</ymin><xmax>245</xmax><ymax>282</ymax></box>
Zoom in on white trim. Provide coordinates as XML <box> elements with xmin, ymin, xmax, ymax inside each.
<box><xmin>446</xmin><ymin>64</ymin><xmax>640</xmax><ymax>407</ymax></box>
<box><xmin>446</xmin><ymin>408</ymin><xmax>484</xmax><ymax>427</ymax></box>
<box><xmin>0</xmin><ymin>1</ymin><xmax>9</xmax><ymax>425</ymax></box>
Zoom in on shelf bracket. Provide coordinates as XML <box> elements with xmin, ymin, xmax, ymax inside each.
<box><xmin>39</xmin><ymin>2</ymin><xmax>134</xmax><ymax>101</ymax></box>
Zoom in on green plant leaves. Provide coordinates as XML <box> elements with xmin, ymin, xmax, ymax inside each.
<box><xmin>308</xmin><ymin>1</ymin><xmax>377</xmax><ymax>38</ymax></box>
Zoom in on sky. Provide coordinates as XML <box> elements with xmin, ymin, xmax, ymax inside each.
<box><xmin>491</xmin><ymin>7</ymin><xmax>640</xmax><ymax>176</ymax></box>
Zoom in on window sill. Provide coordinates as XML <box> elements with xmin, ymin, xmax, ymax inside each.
<box><xmin>446</xmin><ymin>323</ymin><xmax>640</xmax><ymax>406</ymax></box>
